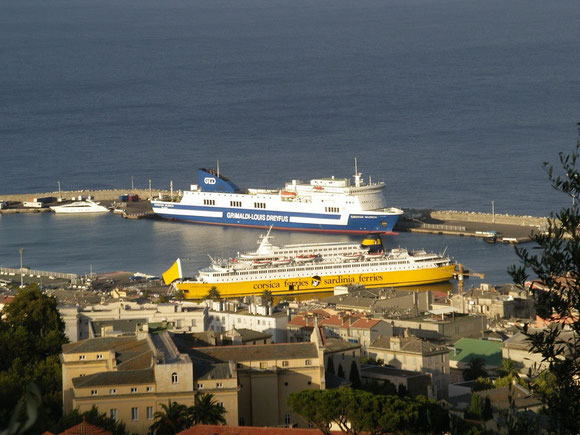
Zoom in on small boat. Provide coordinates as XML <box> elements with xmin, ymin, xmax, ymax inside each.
<box><xmin>364</xmin><ymin>251</ymin><xmax>385</xmax><ymax>260</ymax></box>
<box><xmin>342</xmin><ymin>252</ymin><xmax>363</xmax><ymax>261</ymax></box>
<box><xmin>271</xmin><ymin>257</ymin><xmax>293</xmax><ymax>266</ymax></box>
<box><xmin>251</xmin><ymin>260</ymin><xmax>271</xmax><ymax>268</ymax></box>
<box><xmin>50</xmin><ymin>200</ymin><xmax>109</xmax><ymax>214</ymax></box>
<box><xmin>295</xmin><ymin>254</ymin><xmax>316</xmax><ymax>263</ymax></box>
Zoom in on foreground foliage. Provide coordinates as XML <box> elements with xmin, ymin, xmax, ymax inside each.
<box><xmin>509</xmin><ymin>142</ymin><xmax>580</xmax><ymax>434</ymax></box>
<box><xmin>0</xmin><ymin>285</ymin><xmax>68</xmax><ymax>432</ymax></box>
<box><xmin>288</xmin><ymin>388</ymin><xmax>449</xmax><ymax>435</ymax></box>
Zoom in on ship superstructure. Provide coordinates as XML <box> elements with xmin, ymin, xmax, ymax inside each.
<box><xmin>162</xmin><ymin>232</ymin><xmax>456</xmax><ymax>299</ymax></box>
<box><xmin>151</xmin><ymin>161</ymin><xmax>403</xmax><ymax>234</ymax></box>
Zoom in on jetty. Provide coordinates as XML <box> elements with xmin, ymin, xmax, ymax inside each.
<box><xmin>395</xmin><ymin>210</ymin><xmax>547</xmax><ymax>244</ymax></box>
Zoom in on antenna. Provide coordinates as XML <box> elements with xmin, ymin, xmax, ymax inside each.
<box><xmin>353</xmin><ymin>157</ymin><xmax>362</xmax><ymax>187</ymax></box>
<box><xmin>442</xmin><ymin>246</ymin><xmax>448</xmax><ymax>257</ymax></box>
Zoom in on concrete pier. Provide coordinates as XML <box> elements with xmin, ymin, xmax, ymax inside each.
<box><xmin>395</xmin><ymin>210</ymin><xmax>546</xmax><ymax>243</ymax></box>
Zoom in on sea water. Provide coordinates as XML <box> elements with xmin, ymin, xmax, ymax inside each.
<box><xmin>1</xmin><ymin>0</ymin><xmax>579</xmax><ymax>284</ymax></box>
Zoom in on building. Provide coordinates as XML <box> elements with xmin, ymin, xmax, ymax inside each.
<box><xmin>59</xmin><ymin>301</ymin><xmax>206</xmax><ymax>342</ymax></box>
<box><xmin>388</xmin><ymin>312</ymin><xmax>487</xmax><ymax>341</ymax></box>
<box><xmin>288</xmin><ymin>312</ymin><xmax>392</xmax><ymax>350</ymax></box>
<box><xmin>367</xmin><ymin>335</ymin><xmax>450</xmax><ymax>399</ymax></box>
<box><xmin>176</xmin><ymin>327</ymin><xmax>327</xmax><ymax>428</ymax></box>
<box><xmin>206</xmin><ymin>301</ymin><xmax>289</xmax><ymax>343</ymax></box>
<box><xmin>450</xmin><ymin>284</ymin><xmax>534</xmax><ymax>319</ymax></box>
<box><xmin>61</xmin><ymin>330</ymin><xmax>238</xmax><ymax>434</ymax></box>
<box><xmin>361</xmin><ymin>366</ymin><xmax>432</xmax><ymax>398</ymax></box>
<box><xmin>449</xmin><ymin>337</ymin><xmax>503</xmax><ymax>382</ymax></box>
<box><xmin>322</xmin><ymin>288</ymin><xmax>431</xmax><ymax>317</ymax></box>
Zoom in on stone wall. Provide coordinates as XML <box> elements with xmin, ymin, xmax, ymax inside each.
<box><xmin>0</xmin><ymin>189</ymin><xmax>172</xmax><ymax>203</ymax></box>
<box><xmin>430</xmin><ymin>210</ymin><xmax>548</xmax><ymax>227</ymax></box>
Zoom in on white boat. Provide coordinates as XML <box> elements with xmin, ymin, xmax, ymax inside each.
<box><xmin>151</xmin><ymin>159</ymin><xmax>403</xmax><ymax>234</ymax></box>
<box><xmin>50</xmin><ymin>200</ymin><xmax>110</xmax><ymax>214</ymax></box>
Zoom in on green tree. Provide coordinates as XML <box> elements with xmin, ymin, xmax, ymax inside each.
<box><xmin>0</xmin><ymin>285</ymin><xmax>68</xmax><ymax>430</ymax></box>
<box><xmin>497</xmin><ymin>358</ymin><xmax>520</xmax><ymax>379</ymax></box>
<box><xmin>261</xmin><ymin>290</ymin><xmax>273</xmax><ymax>305</ymax></box>
<box><xmin>482</xmin><ymin>396</ymin><xmax>493</xmax><ymax>421</ymax></box>
<box><xmin>288</xmin><ymin>388</ymin><xmax>449</xmax><ymax>435</ymax></box>
<box><xmin>472</xmin><ymin>376</ymin><xmax>494</xmax><ymax>392</ymax></box>
<box><xmin>337</xmin><ymin>363</ymin><xmax>345</xmax><ymax>379</ymax></box>
<box><xmin>467</xmin><ymin>394</ymin><xmax>482</xmax><ymax>420</ymax></box>
<box><xmin>204</xmin><ymin>286</ymin><xmax>221</xmax><ymax>301</ymax></box>
<box><xmin>189</xmin><ymin>393</ymin><xmax>226</xmax><ymax>425</ymax></box>
<box><xmin>326</xmin><ymin>356</ymin><xmax>335</xmax><ymax>375</ymax></box>
<box><xmin>149</xmin><ymin>400</ymin><xmax>191</xmax><ymax>435</ymax></box>
<box><xmin>51</xmin><ymin>406</ymin><xmax>127</xmax><ymax>435</ymax></box>
<box><xmin>349</xmin><ymin>361</ymin><xmax>361</xmax><ymax>389</ymax></box>
<box><xmin>287</xmin><ymin>389</ymin><xmax>336</xmax><ymax>435</ymax></box>
<box><xmin>508</xmin><ymin>142</ymin><xmax>580</xmax><ymax>434</ymax></box>
<box><xmin>462</xmin><ymin>357</ymin><xmax>488</xmax><ymax>381</ymax></box>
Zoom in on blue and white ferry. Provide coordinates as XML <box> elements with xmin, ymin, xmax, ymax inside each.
<box><xmin>151</xmin><ymin>163</ymin><xmax>403</xmax><ymax>234</ymax></box>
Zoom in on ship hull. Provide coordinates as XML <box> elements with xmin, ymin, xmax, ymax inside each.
<box><xmin>151</xmin><ymin>203</ymin><xmax>401</xmax><ymax>234</ymax></box>
<box><xmin>175</xmin><ymin>264</ymin><xmax>456</xmax><ymax>299</ymax></box>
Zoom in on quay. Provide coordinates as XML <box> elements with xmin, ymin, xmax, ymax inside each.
<box><xmin>395</xmin><ymin>210</ymin><xmax>547</xmax><ymax>244</ymax></box>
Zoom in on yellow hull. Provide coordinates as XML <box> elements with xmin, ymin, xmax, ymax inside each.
<box><xmin>176</xmin><ymin>264</ymin><xmax>456</xmax><ymax>299</ymax></box>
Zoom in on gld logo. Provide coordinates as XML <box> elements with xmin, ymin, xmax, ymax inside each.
<box><xmin>204</xmin><ymin>177</ymin><xmax>216</xmax><ymax>184</ymax></box>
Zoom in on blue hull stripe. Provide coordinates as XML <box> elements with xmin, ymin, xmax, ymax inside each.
<box><xmin>153</xmin><ymin>204</ymin><xmax>400</xmax><ymax>233</ymax></box>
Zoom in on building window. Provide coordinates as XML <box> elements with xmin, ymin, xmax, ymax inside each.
<box><xmin>97</xmin><ymin>354</ymin><xmax>103</xmax><ymax>360</ymax></box>
<box><xmin>305</xmin><ymin>359</ymin><xmax>312</xmax><ymax>366</ymax></box>
<box><xmin>146</xmin><ymin>406</ymin><xmax>153</xmax><ymax>420</ymax></box>
<box><xmin>239</xmin><ymin>416</ymin><xmax>245</xmax><ymax>426</ymax></box>
<box><xmin>282</xmin><ymin>361</ymin><xmax>289</xmax><ymax>367</ymax></box>
<box><xmin>197</xmin><ymin>384</ymin><xmax>204</xmax><ymax>389</ymax></box>
<box><xmin>79</xmin><ymin>355</ymin><xmax>86</xmax><ymax>360</ymax></box>
<box><xmin>172</xmin><ymin>372</ymin><xmax>178</xmax><ymax>384</ymax></box>
<box><xmin>216</xmin><ymin>382</ymin><xmax>223</xmax><ymax>388</ymax></box>
<box><xmin>284</xmin><ymin>413</ymin><xmax>291</xmax><ymax>426</ymax></box>
<box><xmin>260</xmin><ymin>362</ymin><xmax>267</xmax><ymax>369</ymax></box>
<box><xmin>91</xmin><ymin>390</ymin><xmax>98</xmax><ymax>396</ymax></box>
<box><xmin>131</xmin><ymin>407</ymin><xmax>138</xmax><ymax>421</ymax></box>
<box><xmin>146</xmin><ymin>386</ymin><xmax>153</xmax><ymax>392</ymax></box>
<box><xmin>110</xmin><ymin>409</ymin><xmax>117</xmax><ymax>421</ymax></box>
<box><xmin>131</xmin><ymin>387</ymin><xmax>137</xmax><ymax>394</ymax></box>
<box><xmin>109</xmin><ymin>388</ymin><xmax>116</xmax><ymax>395</ymax></box>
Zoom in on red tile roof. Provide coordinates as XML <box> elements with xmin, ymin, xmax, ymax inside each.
<box><xmin>350</xmin><ymin>318</ymin><xmax>380</xmax><ymax>329</ymax></box>
<box><xmin>179</xmin><ymin>425</ymin><xmax>337</xmax><ymax>435</ymax></box>
<box><xmin>58</xmin><ymin>420</ymin><xmax>111</xmax><ymax>435</ymax></box>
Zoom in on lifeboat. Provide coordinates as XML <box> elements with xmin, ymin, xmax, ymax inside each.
<box><xmin>280</xmin><ymin>190</ymin><xmax>297</xmax><ymax>197</ymax></box>
<box><xmin>364</xmin><ymin>251</ymin><xmax>384</xmax><ymax>260</ymax></box>
<box><xmin>342</xmin><ymin>252</ymin><xmax>363</xmax><ymax>261</ymax></box>
<box><xmin>271</xmin><ymin>257</ymin><xmax>293</xmax><ymax>266</ymax></box>
<box><xmin>251</xmin><ymin>260</ymin><xmax>271</xmax><ymax>268</ymax></box>
<box><xmin>295</xmin><ymin>254</ymin><xmax>316</xmax><ymax>263</ymax></box>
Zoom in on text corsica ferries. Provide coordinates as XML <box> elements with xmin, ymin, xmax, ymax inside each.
<box><xmin>151</xmin><ymin>160</ymin><xmax>403</xmax><ymax>234</ymax></box>
<box><xmin>162</xmin><ymin>230</ymin><xmax>457</xmax><ymax>299</ymax></box>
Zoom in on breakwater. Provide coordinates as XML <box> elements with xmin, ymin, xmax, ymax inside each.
<box><xmin>0</xmin><ymin>189</ymin><xmax>171</xmax><ymax>203</ymax></box>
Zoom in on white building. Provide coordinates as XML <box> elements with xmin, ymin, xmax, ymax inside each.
<box><xmin>59</xmin><ymin>301</ymin><xmax>206</xmax><ymax>342</ymax></box>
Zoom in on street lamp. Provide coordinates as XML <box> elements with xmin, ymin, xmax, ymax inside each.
<box><xmin>18</xmin><ymin>248</ymin><xmax>23</xmax><ymax>288</ymax></box>
<box><xmin>57</xmin><ymin>181</ymin><xmax>61</xmax><ymax>200</ymax></box>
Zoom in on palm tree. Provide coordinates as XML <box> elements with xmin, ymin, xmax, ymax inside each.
<box><xmin>189</xmin><ymin>392</ymin><xmax>227</xmax><ymax>425</ymax></box>
<box><xmin>204</xmin><ymin>286</ymin><xmax>221</xmax><ymax>301</ymax></box>
<box><xmin>149</xmin><ymin>400</ymin><xmax>191</xmax><ymax>435</ymax></box>
<box><xmin>497</xmin><ymin>358</ymin><xmax>519</xmax><ymax>379</ymax></box>
<box><xmin>261</xmin><ymin>289</ymin><xmax>273</xmax><ymax>305</ymax></box>
<box><xmin>462</xmin><ymin>357</ymin><xmax>488</xmax><ymax>381</ymax></box>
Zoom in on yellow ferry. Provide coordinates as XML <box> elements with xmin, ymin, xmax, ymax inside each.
<box><xmin>162</xmin><ymin>231</ymin><xmax>456</xmax><ymax>299</ymax></box>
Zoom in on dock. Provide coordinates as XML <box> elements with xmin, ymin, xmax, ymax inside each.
<box><xmin>394</xmin><ymin>210</ymin><xmax>546</xmax><ymax>244</ymax></box>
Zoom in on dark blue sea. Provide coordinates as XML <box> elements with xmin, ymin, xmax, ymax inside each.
<box><xmin>1</xmin><ymin>0</ymin><xmax>579</xmax><ymax>285</ymax></box>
